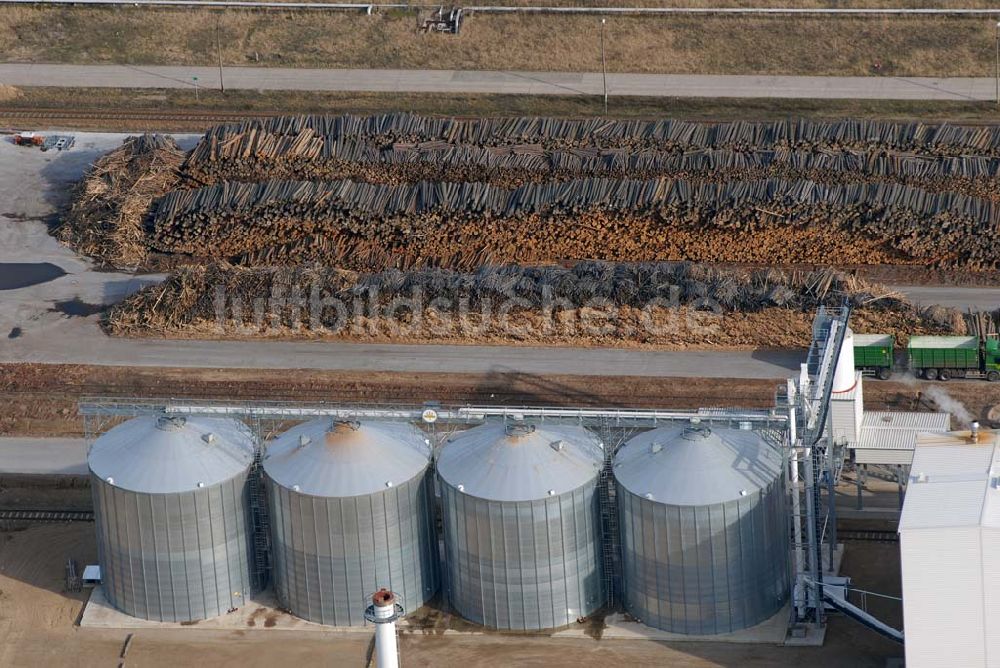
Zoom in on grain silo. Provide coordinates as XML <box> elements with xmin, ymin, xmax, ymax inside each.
<box><xmin>615</xmin><ymin>422</ymin><xmax>789</xmax><ymax>635</ymax></box>
<box><xmin>263</xmin><ymin>419</ymin><xmax>439</xmax><ymax>626</ymax></box>
<box><xmin>89</xmin><ymin>415</ymin><xmax>256</xmax><ymax>622</ymax></box>
<box><xmin>436</xmin><ymin>422</ymin><xmax>605</xmax><ymax>630</ymax></box>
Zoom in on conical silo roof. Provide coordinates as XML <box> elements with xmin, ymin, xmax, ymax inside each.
<box><xmin>264</xmin><ymin>419</ymin><xmax>431</xmax><ymax>497</ymax></box>
<box><xmin>615</xmin><ymin>423</ymin><xmax>782</xmax><ymax>505</ymax></box>
<box><xmin>88</xmin><ymin>415</ymin><xmax>255</xmax><ymax>494</ymax></box>
<box><xmin>436</xmin><ymin>422</ymin><xmax>603</xmax><ymax>502</ymax></box>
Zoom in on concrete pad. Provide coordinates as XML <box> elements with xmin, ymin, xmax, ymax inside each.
<box><xmin>82</xmin><ymin>585</ymin><xmax>794</xmax><ymax>645</ymax></box>
<box><xmin>553</xmin><ymin>604</ymin><xmax>791</xmax><ymax>644</ymax></box>
<box><xmin>80</xmin><ymin>586</ymin><xmax>368</xmax><ymax>633</ymax></box>
<box><xmin>784</xmin><ymin>623</ymin><xmax>827</xmax><ymax>647</ymax></box>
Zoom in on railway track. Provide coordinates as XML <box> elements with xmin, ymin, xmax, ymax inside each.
<box><xmin>838</xmin><ymin>530</ymin><xmax>899</xmax><ymax>543</ymax></box>
<box><xmin>7</xmin><ymin>107</ymin><xmax>998</xmax><ymax>133</ymax></box>
<box><xmin>0</xmin><ymin>108</ymin><xmax>285</xmax><ymax>127</ymax></box>
<box><xmin>0</xmin><ymin>509</ymin><xmax>94</xmax><ymax>522</ymax></box>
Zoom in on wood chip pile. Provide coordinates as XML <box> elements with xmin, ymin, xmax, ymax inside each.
<box><xmin>104</xmin><ymin>261</ymin><xmax>952</xmax><ymax>348</ymax></box>
<box><xmin>149</xmin><ymin>176</ymin><xmax>996</xmax><ymax>270</ymax></box>
<box><xmin>59</xmin><ymin>134</ymin><xmax>184</xmax><ymax>268</ymax></box>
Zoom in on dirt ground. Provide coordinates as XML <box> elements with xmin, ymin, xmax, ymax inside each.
<box><xmin>3</xmin><ymin>361</ymin><xmax>992</xmax><ymax>437</ymax></box>
<box><xmin>0</xmin><ymin>522</ymin><xmax>903</xmax><ymax>667</ymax></box>
<box><xmin>5</xmin><ymin>90</ymin><xmax>1000</xmax><ymax>133</ymax></box>
<box><xmin>0</xmin><ymin>8</ymin><xmax>995</xmax><ymax>77</ymax></box>
<box><xmin>1</xmin><ymin>362</ymin><xmax>995</xmax><ymax>438</ymax></box>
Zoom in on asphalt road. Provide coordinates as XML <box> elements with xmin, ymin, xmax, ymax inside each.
<box><xmin>0</xmin><ymin>64</ymin><xmax>995</xmax><ymax>100</ymax></box>
<box><xmin>1</xmin><ymin>333</ymin><xmax>807</xmax><ymax>378</ymax></box>
<box><xmin>0</xmin><ymin>438</ymin><xmax>87</xmax><ymax>475</ymax></box>
<box><xmin>887</xmin><ymin>285</ymin><xmax>1000</xmax><ymax>310</ymax></box>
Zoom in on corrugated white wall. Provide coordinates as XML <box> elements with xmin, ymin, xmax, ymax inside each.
<box><xmin>854</xmin><ymin>449</ymin><xmax>912</xmax><ymax>466</ymax></box>
<box><xmin>853</xmin><ymin>375</ymin><xmax>864</xmax><ymax>438</ymax></box>
<box><xmin>980</xmin><ymin>527</ymin><xmax>1000</xmax><ymax>667</ymax></box>
<box><xmin>829</xmin><ymin>398</ymin><xmax>860</xmax><ymax>446</ymax></box>
<box><xmin>901</xmin><ymin>527</ymin><xmax>985</xmax><ymax>668</ymax></box>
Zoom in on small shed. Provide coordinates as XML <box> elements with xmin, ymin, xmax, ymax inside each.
<box><xmin>851</xmin><ymin>411</ymin><xmax>951</xmax><ymax>466</ymax></box>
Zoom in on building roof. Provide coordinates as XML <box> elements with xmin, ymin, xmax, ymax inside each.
<box><xmin>862</xmin><ymin>411</ymin><xmax>951</xmax><ymax>432</ymax></box>
<box><xmin>854</xmin><ymin>334</ymin><xmax>893</xmax><ymax>347</ymax></box>
<box><xmin>436</xmin><ymin>422</ymin><xmax>604</xmax><ymax>502</ymax></box>
<box><xmin>614</xmin><ymin>424</ymin><xmax>782</xmax><ymax>506</ymax></box>
<box><xmin>88</xmin><ymin>415</ymin><xmax>255</xmax><ymax>494</ymax></box>
<box><xmin>899</xmin><ymin>430</ymin><xmax>1000</xmax><ymax>531</ymax></box>
<box><xmin>263</xmin><ymin>419</ymin><xmax>431</xmax><ymax>497</ymax></box>
<box><xmin>857</xmin><ymin>429</ymin><xmax>921</xmax><ymax>452</ymax></box>
<box><xmin>908</xmin><ymin>335</ymin><xmax>978</xmax><ymax>349</ymax></box>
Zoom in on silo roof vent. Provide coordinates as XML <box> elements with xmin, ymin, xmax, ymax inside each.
<box><xmin>506</xmin><ymin>422</ymin><xmax>536</xmax><ymax>437</ymax></box>
<box><xmin>330</xmin><ymin>420</ymin><xmax>361</xmax><ymax>434</ymax></box>
<box><xmin>681</xmin><ymin>425</ymin><xmax>712</xmax><ymax>441</ymax></box>
<box><xmin>156</xmin><ymin>415</ymin><xmax>187</xmax><ymax>431</ymax></box>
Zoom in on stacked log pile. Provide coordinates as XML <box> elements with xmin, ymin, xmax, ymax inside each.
<box><xmin>195</xmin><ymin>114</ymin><xmax>1000</xmax><ymax>155</ymax></box>
<box><xmin>104</xmin><ymin>261</ymin><xmax>954</xmax><ymax>349</ymax></box>
<box><xmin>62</xmin><ymin>114</ymin><xmax>1000</xmax><ymax>279</ymax></box>
<box><xmin>181</xmin><ymin>131</ymin><xmax>1000</xmax><ymax>201</ymax></box>
<box><xmin>148</xmin><ymin>177</ymin><xmax>997</xmax><ymax>271</ymax></box>
<box><xmin>59</xmin><ymin>134</ymin><xmax>184</xmax><ymax>268</ymax></box>
<box><xmin>966</xmin><ymin>310</ymin><xmax>1000</xmax><ymax>339</ymax></box>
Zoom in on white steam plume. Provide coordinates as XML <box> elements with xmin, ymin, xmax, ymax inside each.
<box><xmin>922</xmin><ymin>385</ymin><xmax>973</xmax><ymax>426</ymax></box>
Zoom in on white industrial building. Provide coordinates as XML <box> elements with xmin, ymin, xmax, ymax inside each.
<box><xmin>899</xmin><ymin>427</ymin><xmax>1000</xmax><ymax>668</ymax></box>
<box><xmin>827</xmin><ymin>328</ymin><xmax>949</xmax><ymax>466</ymax></box>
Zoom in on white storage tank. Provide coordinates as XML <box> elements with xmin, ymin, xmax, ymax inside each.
<box><xmin>436</xmin><ymin>422</ymin><xmax>605</xmax><ymax>630</ymax></box>
<box><xmin>89</xmin><ymin>415</ymin><xmax>256</xmax><ymax>622</ymax></box>
<box><xmin>264</xmin><ymin>419</ymin><xmax>439</xmax><ymax>626</ymax></box>
<box><xmin>615</xmin><ymin>422</ymin><xmax>789</xmax><ymax>634</ymax></box>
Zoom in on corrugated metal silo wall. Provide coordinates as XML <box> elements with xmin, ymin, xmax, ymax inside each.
<box><xmin>440</xmin><ymin>481</ymin><xmax>605</xmax><ymax>630</ymax></box>
<box><xmin>266</xmin><ymin>470</ymin><xmax>439</xmax><ymax>626</ymax></box>
<box><xmin>618</xmin><ymin>474</ymin><xmax>789</xmax><ymax>634</ymax></box>
<box><xmin>91</xmin><ymin>473</ymin><xmax>253</xmax><ymax>622</ymax></box>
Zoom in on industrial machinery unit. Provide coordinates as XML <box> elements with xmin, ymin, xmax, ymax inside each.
<box><xmin>88</xmin><ymin>415</ymin><xmax>256</xmax><ymax>622</ymax></box>
<box><xmin>908</xmin><ymin>335</ymin><xmax>1000</xmax><ymax>381</ymax></box>
<box><xmin>436</xmin><ymin>422</ymin><xmax>606</xmax><ymax>630</ymax></box>
<box><xmin>615</xmin><ymin>422</ymin><xmax>790</xmax><ymax>634</ymax></box>
<box><xmin>853</xmin><ymin>334</ymin><xmax>894</xmax><ymax>380</ymax></box>
<box><xmin>264</xmin><ymin>419</ymin><xmax>439</xmax><ymax>626</ymax></box>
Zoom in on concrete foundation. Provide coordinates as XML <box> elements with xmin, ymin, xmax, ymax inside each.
<box><xmin>81</xmin><ymin>585</ymin><xmax>793</xmax><ymax>644</ymax></box>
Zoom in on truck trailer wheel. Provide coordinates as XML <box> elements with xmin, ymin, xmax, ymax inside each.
<box><xmin>938</xmin><ymin>369</ymin><xmax>951</xmax><ymax>381</ymax></box>
<box><xmin>923</xmin><ymin>368</ymin><xmax>938</xmax><ymax>380</ymax></box>
<box><xmin>988</xmin><ymin>371</ymin><xmax>1000</xmax><ymax>382</ymax></box>
<box><xmin>877</xmin><ymin>367</ymin><xmax>891</xmax><ymax>380</ymax></box>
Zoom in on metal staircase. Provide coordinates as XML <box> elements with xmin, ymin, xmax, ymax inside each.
<box><xmin>247</xmin><ymin>439</ymin><xmax>271</xmax><ymax>593</ymax></box>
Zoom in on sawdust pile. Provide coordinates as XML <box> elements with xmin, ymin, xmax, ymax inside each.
<box><xmin>106</xmin><ymin>262</ymin><xmax>954</xmax><ymax>348</ymax></box>
<box><xmin>58</xmin><ymin>133</ymin><xmax>184</xmax><ymax>268</ymax></box>
<box><xmin>0</xmin><ymin>84</ymin><xmax>22</xmax><ymax>101</ymax></box>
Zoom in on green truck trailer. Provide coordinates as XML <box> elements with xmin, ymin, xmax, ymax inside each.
<box><xmin>907</xmin><ymin>335</ymin><xmax>1000</xmax><ymax>381</ymax></box>
<box><xmin>853</xmin><ymin>334</ymin><xmax>895</xmax><ymax>380</ymax></box>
